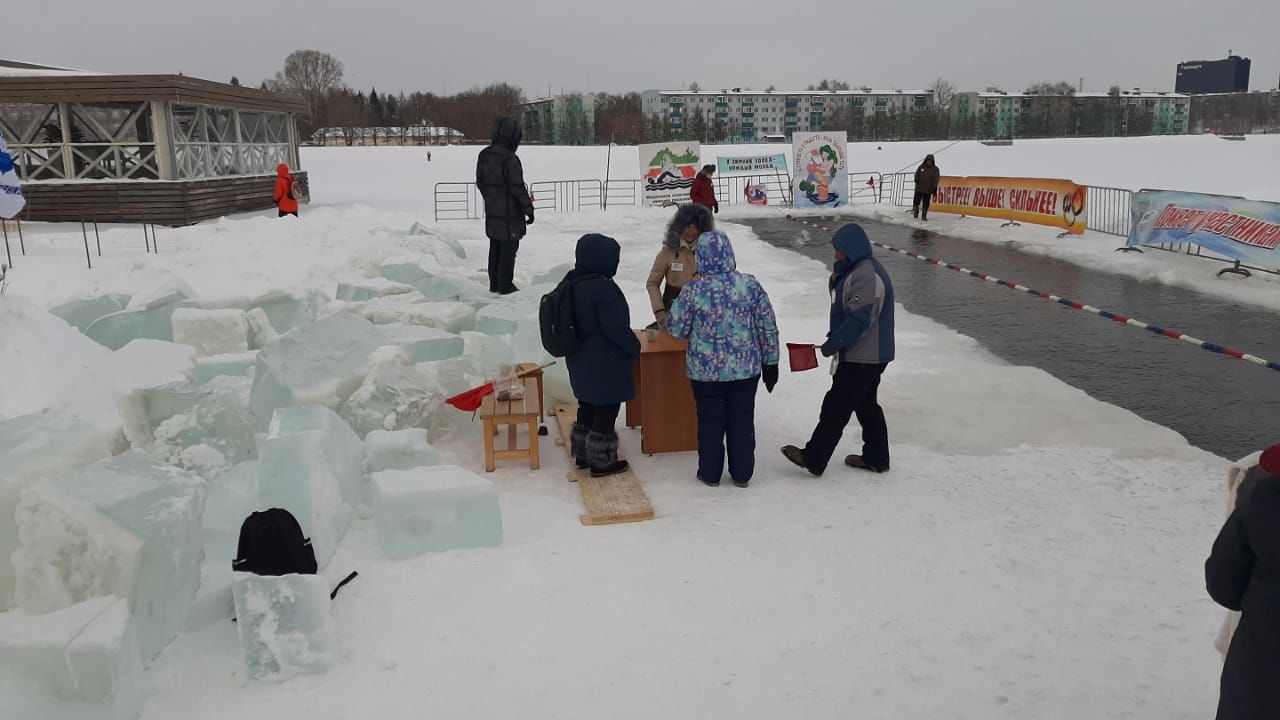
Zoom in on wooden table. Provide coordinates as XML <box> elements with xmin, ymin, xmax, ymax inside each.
<box><xmin>479</xmin><ymin>375</ymin><xmax>542</xmax><ymax>472</ymax></box>
<box><xmin>626</xmin><ymin>329</ymin><xmax>698</xmax><ymax>454</ymax></box>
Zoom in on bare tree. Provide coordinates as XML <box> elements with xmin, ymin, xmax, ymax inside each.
<box><xmin>928</xmin><ymin>77</ymin><xmax>956</xmax><ymax>109</ymax></box>
<box><xmin>1025</xmin><ymin>81</ymin><xmax>1076</xmax><ymax>96</ymax></box>
<box><xmin>1107</xmin><ymin>85</ymin><xmax>1122</xmax><ymax>97</ymax></box>
<box><xmin>276</xmin><ymin>50</ymin><xmax>345</xmax><ymax>119</ymax></box>
<box><xmin>688</xmin><ymin>81</ymin><xmax>702</xmax><ymax>93</ymax></box>
<box><xmin>807</xmin><ymin>79</ymin><xmax>851</xmax><ymax>91</ymax></box>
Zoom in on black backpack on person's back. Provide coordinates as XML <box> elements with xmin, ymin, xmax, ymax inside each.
<box><xmin>539</xmin><ymin>273</ymin><xmax>598</xmax><ymax>358</ymax></box>
<box><xmin>232</xmin><ymin>508</ymin><xmax>318</xmax><ymax>577</ymax></box>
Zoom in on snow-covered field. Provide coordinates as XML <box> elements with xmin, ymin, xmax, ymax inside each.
<box><xmin>0</xmin><ymin>136</ymin><xmax>1252</xmax><ymax>718</ymax></box>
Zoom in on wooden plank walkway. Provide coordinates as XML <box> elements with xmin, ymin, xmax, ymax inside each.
<box><xmin>552</xmin><ymin>404</ymin><xmax>655</xmax><ymax>526</ymax></box>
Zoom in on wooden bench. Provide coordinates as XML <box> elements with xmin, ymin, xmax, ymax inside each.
<box><xmin>479</xmin><ymin>375</ymin><xmax>542</xmax><ymax>472</ymax></box>
<box><xmin>514</xmin><ymin>362</ymin><xmax>546</xmax><ymax>424</ymax></box>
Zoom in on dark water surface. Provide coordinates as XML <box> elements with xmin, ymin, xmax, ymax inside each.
<box><xmin>744</xmin><ymin>216</ymin><xmax>1280</xmax><ymax>460</ymax></box>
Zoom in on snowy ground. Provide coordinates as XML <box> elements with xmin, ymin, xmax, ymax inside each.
<box><xmin>0</xmin><ymin>137</ymin><xmax>1247</xmax><ymax>718</ymax></box>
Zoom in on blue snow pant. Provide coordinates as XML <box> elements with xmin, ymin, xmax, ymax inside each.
<box><xmin>691</xmin><ymin>376</ymin><xmax>760</xmax><ymax>484</ymax></box>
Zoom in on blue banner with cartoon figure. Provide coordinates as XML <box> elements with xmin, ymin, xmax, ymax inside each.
<box><xmin>791</xmin><ymin>132</ymin><xmax>847</xmax><ymax>209</ymax></box>
<box><xmin>1127</xmin><ymin>190</ymin><xmax>1280</xmax><ymax>270</ymax></box>
<box><xmin>0</xmin><ymin>129</ymin><xmax>25</xmax><ymax>219</ymax></box>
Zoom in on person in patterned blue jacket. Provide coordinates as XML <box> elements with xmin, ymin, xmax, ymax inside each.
<box><xmin>782</xmin><ymin>223</ymin><xmax>895</xmax><ymax>476</ymax></box>
<box><xmin>668</xmin><ymin>230</ymin><xmax>780</xmax><ymax>488</ymax></box>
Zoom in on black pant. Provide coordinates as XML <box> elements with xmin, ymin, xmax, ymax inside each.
<box><xmin>278</xmin><ymin>210</ymin><xmax>298</xmax><ymax>218</ymax></box>
<box><xmin>912</xmin><ymin>191</ymin><xmax>932</xmax><ymax>218</ymax></box>
<box><xmin>692</xmin><ymin>377</ymin><xmax>759</xmax><ymax>483</ymax></box>
<box><xmin>576</xmin><ymin>402</ymin><xmax>620</xmax><ymax>435</ymax></box>
<box><xmin>487</xmin><ymin>239</ymin><xmax>520</xmax><ymax>292</ymax></box>
<box><xmin>803</xmin><ymin>363</ymin><xmax>889</xmax><ymax>473</ymax></box>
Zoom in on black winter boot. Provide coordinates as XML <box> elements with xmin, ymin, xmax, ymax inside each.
<box><xmin>571</xmin><ymin>423</ymin><xmax>589</xmax><ymax>470</ymax></box>
<box><xmin>586</xmin><ymin>431</ymin><xmax>629</xmax><ymax>478</ymax></box>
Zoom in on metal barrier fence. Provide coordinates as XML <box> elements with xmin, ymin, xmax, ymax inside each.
<box><xmin>880</xmin><ymin>172</ymin><xmax>916</xmax><ymax>207</ymax></box>
<box><xmin>605</xmin><ymin>179</ymin><xmax>642</xmax><ymax>209</ymax></box>
<box><xmin>530</xmin><ymin>179</ymin><xmax>603</xmax><ymax>214</ymax></box>
<box><xmin>1085</xmin><ymin>186</ymin><xmax>1133</xmax><ymax>237</ymax></box>
<box><xmin>433</xmin><ymin>182</ymin><xmax>485</xmax><ymax>221</ymax></box>
<box><xmin>846</xmin><ymin>172</ymin><xmax>884</xmax><ymax>205</ymax></box>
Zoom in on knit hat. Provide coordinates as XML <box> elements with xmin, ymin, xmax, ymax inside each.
<box><xmin>1261</xmin><ymin>444</ymin><xmax>1280</xmax><ymax>476</ymax></box>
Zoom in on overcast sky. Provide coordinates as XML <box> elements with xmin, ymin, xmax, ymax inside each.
<box><xmin>8</xmin><ymin>0</ymin><xmax>1279</xmax><ymax>98</ymax></box>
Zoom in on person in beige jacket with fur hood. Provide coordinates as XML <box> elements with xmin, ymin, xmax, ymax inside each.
<box><xmin>647</xmin><ymin>204</ymin><xmax>715</xmax><ymax>327</ymax></box>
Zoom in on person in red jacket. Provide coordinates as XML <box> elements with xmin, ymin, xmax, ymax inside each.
<box><xmin>274</xmin><ymin>163</ymin><xmax>300</xmax><ymax>218</ymax></box>
<box><xmin>690</xmin><ymin>164</ymin><xmax>718</xmax><ymax>213</ymax></box>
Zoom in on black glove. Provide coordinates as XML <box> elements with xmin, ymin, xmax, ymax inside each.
<box><xmin>525</xmin><ymin>213</ymin><xmax>535</xmax><ymax>225</ymax></box>
<box><xmin>762</xmin><ymin>364</ymin><xmax>778</xmax><ymax>393</ymax></box>
<box><xmin>820</xmin><ymin>345</ymin><xmax>836</xmax><ymax>358</ymax></box>
<box><xmin>713</xmin><ymin>205</ymin><xmax>719</xmax><ymax>214</ymax></box>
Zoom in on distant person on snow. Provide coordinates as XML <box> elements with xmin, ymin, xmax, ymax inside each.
<box><xmin>1206</xmin><ymin>444</ymin><xmax>1280</xmax><ymax>720</ymax></box>
<box><xmin>647</xmin><ymin>204</ymin><xmax>713</xmax><ymax>329</ymax></box>
<box><xmin>668</xmin><ymin>230</ymin><xmax>779</xmax><ymax>489</ymax></box>
<box><xmin>476</xmin><ymin>117</ymin><xmax>534</xmax><ymax>294</ymax></box>
<box><xmin>782</xmin><ymin>223</ymin><xmax>895</xmax><ymax>476</ymax></box>
<box><xmin>274</xmin><ymin>163</ymin><xmax>300</xmax><ymax>218</ymax></box>
<box><xmin>913</xmin><ymin>154</ymin><xmax>940</xmax><ymax>220</ymax></box>
<box><xmin>690</xmin><ymin>164</ymin><xmax>718</xmax><ymax>213</ymax></box>
<box><xmin>564</xmin><ymin>234</ymin><xmax>642</xmax><ymax>478</ymax></box>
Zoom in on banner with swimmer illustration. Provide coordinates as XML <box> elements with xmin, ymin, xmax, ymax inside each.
<box><xmin>639</xmin><ymin>142</ymin><xmax>700</xmax><ymax>207</ymax></box>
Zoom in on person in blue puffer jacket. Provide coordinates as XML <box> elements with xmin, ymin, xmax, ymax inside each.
<box><xmin>782</xmin><ymin>223</ymin><xmax>895</xmax><ymax>476</ymax></box>
<box><xmin>668</xmin><ymin>230</ymin><xmax>779</xmax><ymax>488</ymax></box>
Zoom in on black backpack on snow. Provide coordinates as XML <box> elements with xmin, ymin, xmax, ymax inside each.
<box><xmin>539</xmin><ymin>274</ymin><xmax>597</xmax><ymax>358</ymax></box>
<box><xmin>232</xmin><ymin>508</ymin><xmax>318</xmax><ymax>576</ymax></box>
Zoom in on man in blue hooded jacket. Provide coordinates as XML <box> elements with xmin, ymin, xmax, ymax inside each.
<box><xmin>782</xmin><ymin>223</ymin><xmax>895</xmax><ymax>475</ymax></box>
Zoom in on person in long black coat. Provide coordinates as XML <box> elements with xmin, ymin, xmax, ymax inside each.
<box><xmin>475</xmin><ymin>117</ymin><xmax>534</xmax><ymax>294</ymax></box>
<box><xmin>564</xmin><ymin>233</ymin><xmax>641</xmax><ymax>478</ymax></box>
<box><xmin>1206</xmin><ymin>444</ymin><xmax>1280</xmax><ymax>720</ymax></box>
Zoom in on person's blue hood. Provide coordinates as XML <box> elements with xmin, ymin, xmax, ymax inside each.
<box><xmin>833</xmin><ymin>224</ymin><xmax>872</xmax><ymax>264</ymax></box>
<box><xmin>575</xmin><ymin>233</ymin><xmax>620</xmax><ymax>278</ymax></box>
<box><xmin>695</xmin><ymin>230</ymin><xmax>737</xmax><ymax>275</ymax></box>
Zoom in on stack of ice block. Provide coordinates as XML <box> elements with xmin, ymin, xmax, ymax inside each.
<box><xmin>231</xmin><ymin>572</ymin><xmax>337</xmax><ymax>681</ymax></box>
<box><xmin>379</xmin><ymin>324</ymin><xmax>465</xmax><ymax>363</ymax></box>
<box><xmin>12</xmin><ymin>452</ymin><xmax>207</xmax><ymax>660</ymax></box>
<box><xmin>244</xmin><ymin>308</ymin><xmax>278</xmax><ymax>349</ymax></box>
<box><xmin>194</xmin><ymin>351</ymin><xmax>259</xmax><ymax>383</ymax></box>
<box><xmin>82</xmin><ymin>279</ymin><xmax>196</xmax><ymax>350</ymax></box>
<box><xmin>118</xmin><ymin>379</ymin><xmax>257</xmax><ymax>479</ymax></box>
<box><xmin>0</xmin><ymin>596</ymin><xmax>143</xmax><ymax>720</ymax></box>
<box><xmin>461</xmin><ymin>331</ymin><xmax>515</xmax><ymax>369</ymax></box>
<box><xmin>371</xmin><ymin>465</ymin><xmax>502</xmax><ymax>560</ymax></box>
<box><xmin>257</xmin><ymin>406</ymin><xmax>365</xmax><ymax>565</ymax></box>
<box><xmin>338</xmin><ymin>354</ymin><xmax>441</xmax><ymax>439</ymax></box>
<box><xmin>357</xmin><ymin>296</ymin><xmax>477</xmax><ymax>333</ymax></box>
<box><xmin>474</xmin><ymin>303</ymin><xmax>529</xmax><ymax>336</ymax></box>
<box><xmin>171</xmin><ymin>308</ymin><xmax>249</xmax><ymax>357</ymax></box>
<box><xmin>364</xmin><ymin>429</ymin><xmax>445</xmax><ymax>473</ymax></box>
<box><xmin>49</xmin><ymin>293</ymin><xmax>131</xmax><ymax>333</ymax></box>
<box><xmin>0</xmin><ymin>411</ymin><xmax>122</xmax><ymax>610</ymax></box>
<box><xmin>200</xmin><ymin>290</ymin><xmax>323</xmax><ymax>336</ymax></box>
<box><xmin>249</xmin><ymin>312</ymin><xmax>389</xmax><ymax>431</ymax></box>
<box><xmin>202</xmin><ymin>460</ymin><xmax>262</xmax><ymax>563</ymax></box>
<box><xmin>335</xmin><ymin>278</ymin><xmax>416</xmax><ymax>302</ymax></box>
